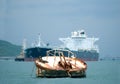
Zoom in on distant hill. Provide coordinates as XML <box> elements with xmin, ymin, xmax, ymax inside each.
<box><xmin>0</xmin><ymin>40</ymin><xmax>22</xmax><ymax>57</ymax></box>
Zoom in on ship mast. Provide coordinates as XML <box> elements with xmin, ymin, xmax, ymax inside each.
<box><xmin>18</xmin><ymin>39</ymin><xmax>26</xmax><ymax>58</ymax></box>
<box><xmin>37</xmin><ymin>33</ymin><xmax>46</xmax><ymax>47</ymax></box>
<box><xmin>22</xmin><ymin>38</ymin><xmax>26</xmax><ymax>51</ymax></box>
<box><xmin>38</xmin><ymin>33</ymin><xmax>41</xmax><ymax>47</ymax></box>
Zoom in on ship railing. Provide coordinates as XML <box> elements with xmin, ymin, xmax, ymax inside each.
<box><xmin>46</xmin><ymin>49</ymin><xmax>75</xmax><ymax>58</ymax></box>
<box><xmin>78</xmin><ymin>47</ymin><xmax>99</xmax><ymax>53</ymax></box>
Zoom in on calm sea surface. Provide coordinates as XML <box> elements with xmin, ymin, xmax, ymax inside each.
<box><xmin>0</xmin><ymin>60</ymin><xmax>120</xmax><ymax>84</ymax></box>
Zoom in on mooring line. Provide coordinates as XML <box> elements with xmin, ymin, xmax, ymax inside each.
<box><xmin>31</xmin><ymin>64</ymin><xmax>35</xmax><ymax>77</ymax></box>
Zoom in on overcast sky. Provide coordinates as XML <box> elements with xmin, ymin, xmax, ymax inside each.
<box><xmin>0</xmin><ymin>0</ymin><xmax>120</xmax><ymax>57</ymax></box>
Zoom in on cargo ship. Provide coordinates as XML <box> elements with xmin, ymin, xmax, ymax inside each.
<box><xmin>15</xmin><ymin>30</ymin><xmax>99</xmax><ymax>61</ymax></box>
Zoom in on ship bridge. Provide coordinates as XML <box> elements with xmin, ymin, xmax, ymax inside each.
<box><xmin>71</xmin><ymin>30</ymin><xmax>87</xmax><ymax>39</ymax></box>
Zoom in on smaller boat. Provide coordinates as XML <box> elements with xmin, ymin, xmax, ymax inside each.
<box><xmin>35</xmin><ymin>49</ymin><xmax>87</xmax><ymax>78</ymax></box>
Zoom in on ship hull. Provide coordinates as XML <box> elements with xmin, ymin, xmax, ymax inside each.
<box><xmin>23</xmin><ymin>47</ymin><xmax>99</xmax><ymax>61</ymax></box>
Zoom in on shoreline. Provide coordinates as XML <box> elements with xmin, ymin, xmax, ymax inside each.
<box><xmin>0</xmin><ymin>57</ymin><xmax>15</xmax><ymax>60</ymax></box>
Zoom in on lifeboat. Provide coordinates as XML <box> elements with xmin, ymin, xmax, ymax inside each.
<box><xmin>35</xmin><ymin>49</ymin><xmax>87</xmax><ymax>78</ymax></box>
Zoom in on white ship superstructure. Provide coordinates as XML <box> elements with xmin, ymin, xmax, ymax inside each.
<box><xmin>59</xmin><ymin>30</ymin><xmax>99</xmax><ymax>52</ymax></box>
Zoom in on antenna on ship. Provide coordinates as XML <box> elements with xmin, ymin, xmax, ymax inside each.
<box><xmin>21</xmin><ymin>38</ymin><xmax>26</xmax><ymax>56</ymax></box>
<box><xmin>22</xmin><ymin>38</ymin><xmax>27</xmax><ymax>51</ymax></box>
<box><xmin>37</xmin><ymin>33</ymin><xmax>46</xmax><ymax>47</ymax></box>
<box><xmin>38</xmin><ymin>33</ymin><xmax>41</xmax><ymax>47</ymax></box>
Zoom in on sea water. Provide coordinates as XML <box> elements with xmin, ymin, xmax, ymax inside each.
<box><xmin>0</xmin><ymin>60</ymin><xmax>120</xmax><ymax>84</ymax></box>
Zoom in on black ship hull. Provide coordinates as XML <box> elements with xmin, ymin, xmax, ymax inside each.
<box><xmin>23</xmin><ymin>47</ymin><xmax>99</xmax><ymax>61</ymax></box>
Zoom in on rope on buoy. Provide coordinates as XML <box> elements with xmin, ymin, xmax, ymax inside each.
<box><xmin>31</xmin><ymin>64</ymin><xmax>35</xmax><ymax>77</ymax></box>
<box><xmin>67</xmin><ymin>71</ymin><xmax>71</xmax><ymax>77</ymax></box>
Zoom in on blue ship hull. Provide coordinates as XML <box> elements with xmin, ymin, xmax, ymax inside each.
<box><xmin>24</xmin><ymin>47</ymin><xmax>99</xmax><ymax>61</ymax></box>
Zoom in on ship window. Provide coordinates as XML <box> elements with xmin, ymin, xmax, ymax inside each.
<box><xmin>80</xmin><ymin>32</ymin><xmax>85</xmax><ymax>34</ymax></box>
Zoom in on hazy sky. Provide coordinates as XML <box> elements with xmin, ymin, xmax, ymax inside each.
<box><xmin>0</xmin><ymin>0</ymin><xmax>120</xmax><ymax>57</ymax></box>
